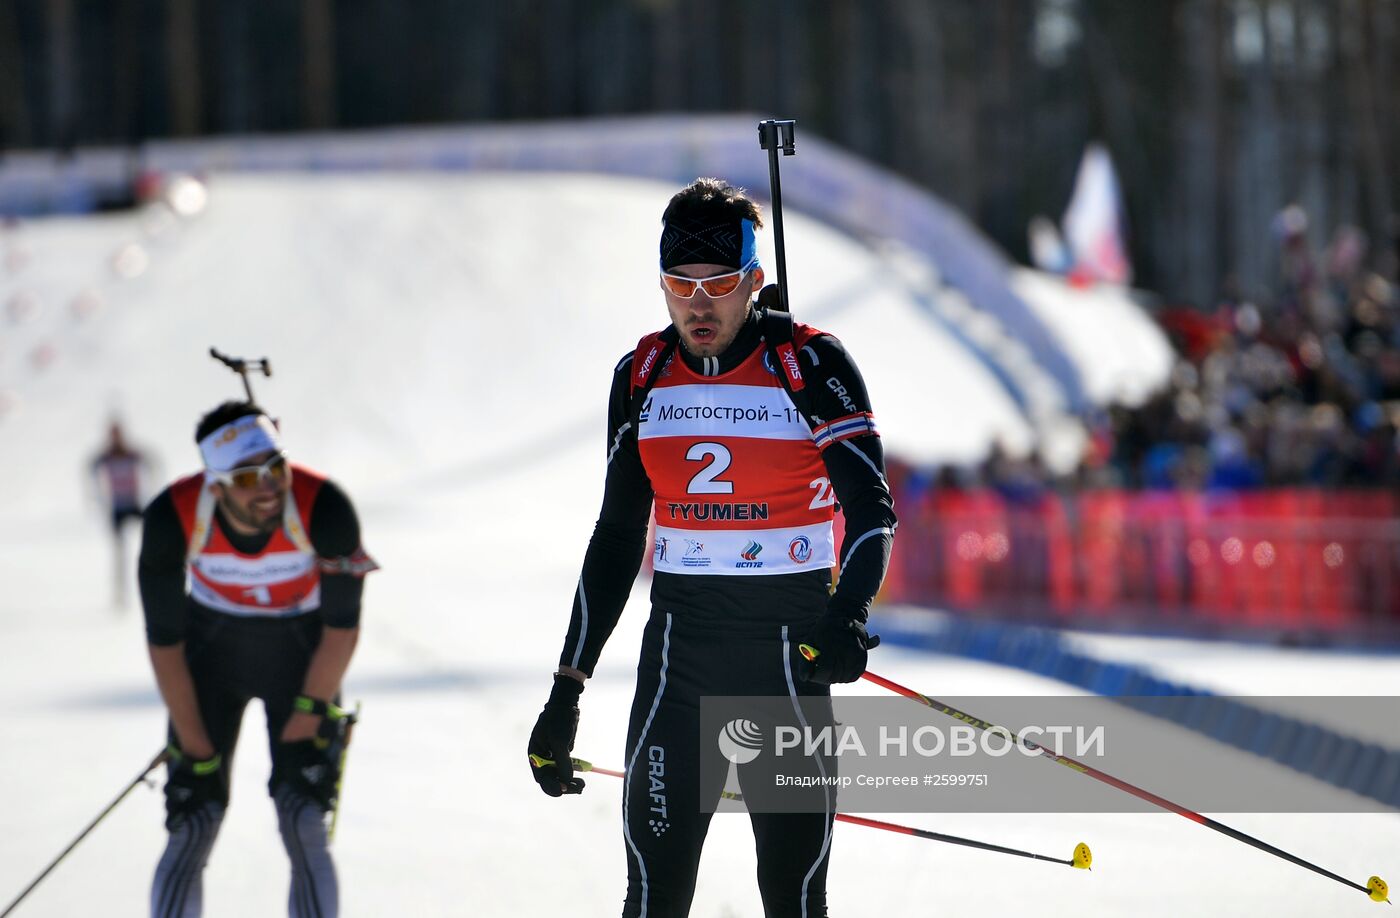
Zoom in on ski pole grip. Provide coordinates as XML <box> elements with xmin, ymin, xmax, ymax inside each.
<box><xmin>294</xmin><ymin>695</ymin><xmax>347</xmax><ymax>719</ymax></box>
<box><xmin>528</xmin><ymin>754</ymin><xmax>594</xmax><ymax>773</ymax></box>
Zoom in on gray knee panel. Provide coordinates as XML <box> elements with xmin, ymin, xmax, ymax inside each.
<box><xmin>151</xmin><ymin>802</ymin><xmax>224</xmax><ymax>918</ymax></box>
<box><xmin>275</xmin><ymin>786</ymin><xmax>339</xmax><ymax>918</ymax></box>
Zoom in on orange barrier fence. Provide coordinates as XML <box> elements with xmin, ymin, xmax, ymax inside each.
<box><xmin>882</xmin><ymin>484</ymin><xmax>1400</xmax><ymax>634</ymax></box>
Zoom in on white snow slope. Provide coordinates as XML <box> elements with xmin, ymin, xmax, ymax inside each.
<box><xmin>0</xmin><ymin>172</ymin><xmax>1396</xmax><ymax>917</ymax></box>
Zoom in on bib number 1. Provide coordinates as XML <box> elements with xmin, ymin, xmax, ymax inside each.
<box><xmin>243</xmin><ymin>585</ymin><xmax>272</xmax><ymax>605</ymax></box>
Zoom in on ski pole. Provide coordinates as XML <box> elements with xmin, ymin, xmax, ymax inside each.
<box><xmin>209</xmin><ymin>347</ymin><xmax>272</xmax><ymax>402</ymax></box>
<box><xmin>327</xmin><ymin>701</ymin><xmax>361</xmax><ymax>844</ymax></box>
<box><xmin>1</xmin><ymin>748</ymin><xmax>171</xmax><ymax>918</ymax></box>
<box><xmin>799</xmin><ymin>648</ymin><xmax>1391</xmax><ymax>904</ymax></box>
<box><xmin>529</xmin><ymin>755</ymin><xmax>1091</xmax><ymax>869</ymax></box>
<box><xmin>837</xmin><ymin>815</ymin><xmax>1091</xmax><ymax>869</ymax></box>
<box><xmin>757</xmin><ymin>118</ymin><xmax>797</xmax><ymax>313</ymax></box>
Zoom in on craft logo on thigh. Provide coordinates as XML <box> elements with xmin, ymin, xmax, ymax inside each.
<box><xmin>647</xmin><ymin>745</ymin><xmax>670</xmax><ymax>836</ymax></box>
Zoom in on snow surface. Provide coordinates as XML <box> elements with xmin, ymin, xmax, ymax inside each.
<box><xmin>1</xmin><ymin>173</ymin><xmax>1396</xmax><ymax>916</ymax></box>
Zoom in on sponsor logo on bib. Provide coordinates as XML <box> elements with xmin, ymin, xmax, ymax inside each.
<box><xmin>682</xmin><ymin>540</ymin><xmax>711</xmax><ymax>568</ymax></box>
<box><xmin>736</xmin><ymin>541</ymin><xmax>764</xmax><ymax>568</ymax></box>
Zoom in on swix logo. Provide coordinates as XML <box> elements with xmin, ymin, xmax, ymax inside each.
<box><xmin>776</xmin><ymin>343</ymin><xmax>803</xmax><ymax>388</ymax></box>
<box><xmin>647</xmin><ymin>745</ymin><xmax>670</xmax><ymax>836</ymax></box>
<box><xmin>636</xmin><ymin>345</ymin><xmax>660</xmax><ymax>383</ymax></box>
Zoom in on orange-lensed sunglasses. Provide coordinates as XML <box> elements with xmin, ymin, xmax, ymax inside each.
<box><xmin>210</xmin><ymin>452</ymin><xmax>289</xmax><ymax>489</ymax></box>
<box><xmin>660</xmin><ymin>260</ymin><xmax>758</xmax><ymax>299</ymax></box>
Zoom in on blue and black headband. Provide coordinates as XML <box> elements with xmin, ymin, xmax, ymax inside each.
<box><xmin>660</xmin><ymin>216</ymin><xmax>758</xmax><ymax>271</ymax></box>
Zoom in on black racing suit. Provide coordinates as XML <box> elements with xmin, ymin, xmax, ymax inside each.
<box><xmin>140</xmin><ymin>478</ymin><xmax>365</xmax><ymax>804</ymax></box>
<box><xmin>139</xmin><ymin>479</ymin><xmax>366</xmax><ymax>918</ymax></box>
<box><xmin>559</xmin><ymin>311</ymin><xmax>897</xmax><ymax>917</ymax></box>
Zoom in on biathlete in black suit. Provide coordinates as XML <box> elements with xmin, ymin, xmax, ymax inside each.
<box><xmin>140</xmin><ymin>402</ymin><xmax>377</xmax><ymax>918</ymax></box>
<box><xmin>530</xmin><ymin>178</ymin><xmax>896</xmax><ymax>917</ymax></box>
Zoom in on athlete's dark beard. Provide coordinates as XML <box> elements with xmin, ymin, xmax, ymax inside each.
<box><xmin>220</xmin><ymin>495</ymin><xmax>281</xmax><ymax>534</ymax></box>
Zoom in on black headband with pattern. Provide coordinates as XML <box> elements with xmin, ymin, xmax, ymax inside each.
<box><xmin>660</xmin><ymin>216</ymin><xmax>758</xmax><ymax>270</ymax></box>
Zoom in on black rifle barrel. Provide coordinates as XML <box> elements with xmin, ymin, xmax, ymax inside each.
<box><xmin>757</xmin><ymin>119</ymin><xmax>797</xmax><ymax>313</ymax></box>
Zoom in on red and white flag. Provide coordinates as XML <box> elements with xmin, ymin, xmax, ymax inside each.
<box><xmin>1062</xmin><ymin>142</ymin><xmax>1132</xmax><ymax>286</ymax></box>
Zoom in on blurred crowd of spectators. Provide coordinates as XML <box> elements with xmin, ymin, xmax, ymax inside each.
<box><xmin>978</xmin><ymin>208</ymin><xmax>1400</xmax><ymax>495</ymax></box>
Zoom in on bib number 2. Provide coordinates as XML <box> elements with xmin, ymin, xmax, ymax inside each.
<box><xmin>685</xmin><ymin>442</ymin><xmax>734</xmax><ymax>494</ymax></box>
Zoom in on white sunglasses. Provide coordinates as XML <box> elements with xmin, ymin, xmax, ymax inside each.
<box><xmin>660</xmin><ymin>259</ymin><xmax>758</xmax><ymax>299</ymax></box>
<box><xmin>209</xmin><ymin>452</ymin><xmax>289</xmax><ymax>489</ymax></box>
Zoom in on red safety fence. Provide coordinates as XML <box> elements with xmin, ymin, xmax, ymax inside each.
<box><xmin>882</xmin><ymin>484</ymin><xmax>1400</xmax><ymax>635</ymax></box>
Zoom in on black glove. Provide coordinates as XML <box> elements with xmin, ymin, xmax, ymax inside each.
<box><xmin>797</xmin><ymin>615</ymin><xmax>881</xmax><ymax>685</ymax></box>
<box><xmin>164</xmin><ymin>743</ymin><xmax>225</xmax><ymax>830</ymax></box>
<box><xmin>528</xmin><ymin>674</ymin><xmax>585</xmax><ymax>797</ymax></box>
<box><xmin>273</xmin><ymin>739</ymin><xmax>339</xmax><ymax>811</ymax></box>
